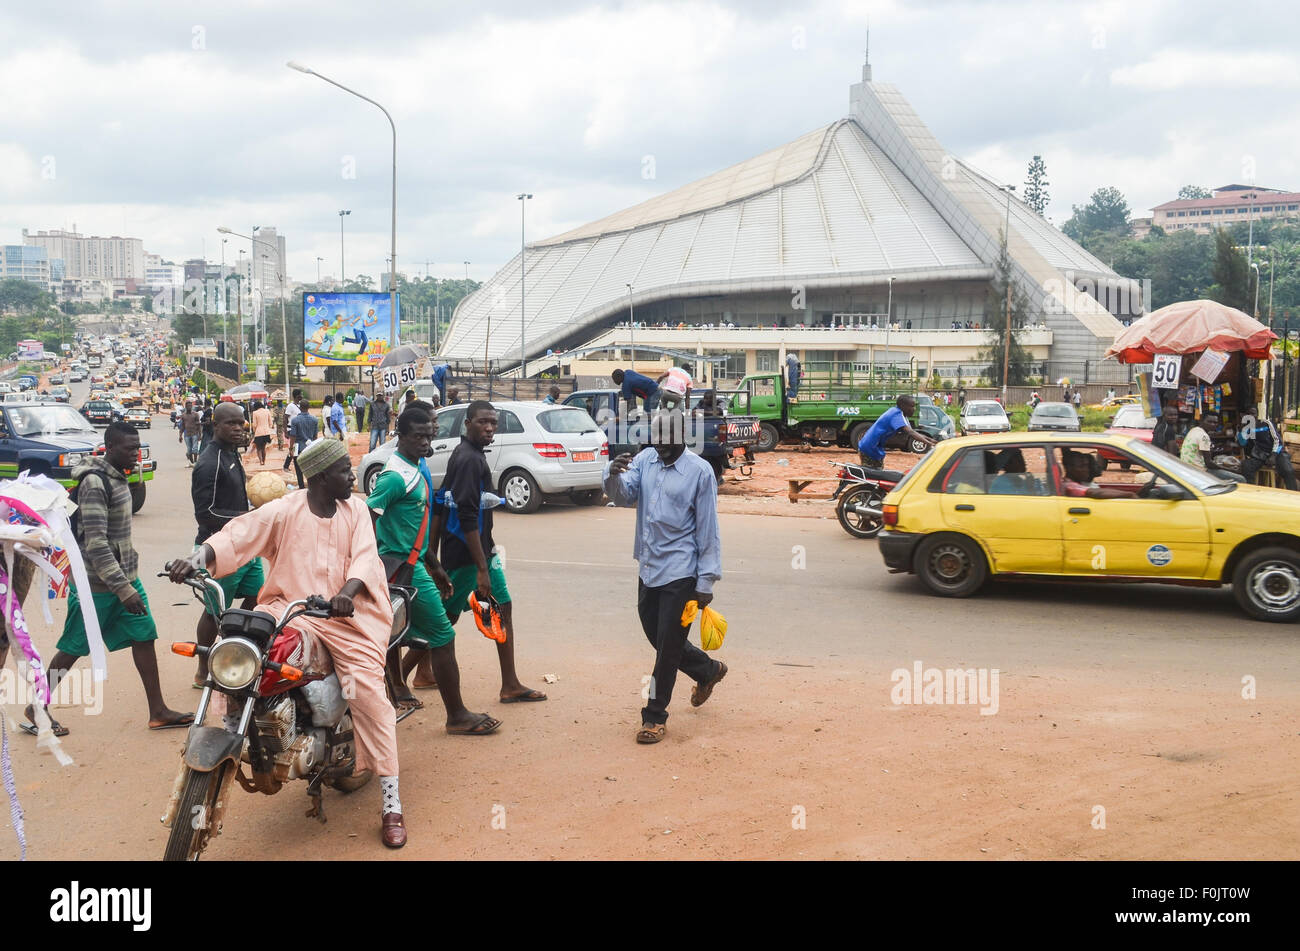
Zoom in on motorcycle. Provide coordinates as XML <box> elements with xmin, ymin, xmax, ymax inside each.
<box><xmin>159</xmin><ymin>569</ymin><xmax>414</xmax><ymax>861</ymax></box>
<box><xmin>829</xmin><ymin>461</ymin><xmax>904</xmax><ymax>539</ymax></box>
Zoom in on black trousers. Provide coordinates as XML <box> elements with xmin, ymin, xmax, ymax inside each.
<box><xmin>1243</xmin><ymin>450</ymin><xmax>1299</xmax><ymax>491</ymax></box>
<box><xmin>638</xmin><ymin>577</ymin><xmax>718</xmax><ymax>725</ymax></box>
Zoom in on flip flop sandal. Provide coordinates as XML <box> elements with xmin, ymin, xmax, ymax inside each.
<box><xmin>19</xmin><ymin>720</ymin><xmax>69</xmax><ymax>738</ymax></box>
<box><xmin>500</xmin><ymin>690</ymin><xmax>547</xmax><ymax>703</ymax></box>
<box><xmin>446</xmin><ymin>714</ymin><xmax>502</xmax><ymax>736</ymax></box>
<box><xmin>636</xmin><ymin>723</ymin><xmax>666</xmax><ymax>744</ymax></box>
<box><xmin>149</xmin><ymin>714</ymin><xmax>195</xmax><ymax>731</ymax></box>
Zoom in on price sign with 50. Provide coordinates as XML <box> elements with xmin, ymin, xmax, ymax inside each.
<box><xmin>382</xmin><ymin>363</ymin><xmax>418</xmax><ymax>392</ymax></box>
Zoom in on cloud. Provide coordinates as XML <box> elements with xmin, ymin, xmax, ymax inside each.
<box><xmin>1111</xmin><ymin>49</ymin><xmax>1300</xmax><ymax>90</ymax></box>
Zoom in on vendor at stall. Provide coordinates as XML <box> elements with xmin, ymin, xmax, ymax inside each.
<box><xmin>1241</xmin><ymin>418</ymin><xmax>1299</xmax><ymax>491</ymax></box>
<box><xmin>1179</xmin><ymin>423</ymin><xmax>1245</xmax><ymax>483</ymax></box>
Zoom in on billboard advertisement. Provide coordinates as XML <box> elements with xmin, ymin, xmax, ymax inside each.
<box><xmin>302</xmin><ymin>292</ymin><xmax>399</xmax><ymax>367</ymax></box>
<box><xmin>17</xmin><ymin>339</ymin><xmax>43</xmax><ymax>360</ymax></box>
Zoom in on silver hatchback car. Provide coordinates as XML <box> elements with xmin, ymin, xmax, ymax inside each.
<box><xmin>356</xmin><ymin>400</ymin><xmax>609</xmax><ymax>514</ymax></box>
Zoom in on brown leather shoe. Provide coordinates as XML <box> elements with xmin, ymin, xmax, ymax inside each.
<box><xmin>691</xmin><ymin>661</ymin><xmax>728</xmax><ymax>707</ymax></box>
<box><xmin>381</xmin><ymin>812</ymin><xmax>407</xmax><ymax>849</ymax></box>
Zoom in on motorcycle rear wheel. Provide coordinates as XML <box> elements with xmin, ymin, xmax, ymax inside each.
<box><xmin>328</xmin><ymin>765</ymin><xmax>374</xmax><ymax>793</ymax></box>
<box><xmin>163</xmin><ymin>764</ymin><xmax>230</xmax><ymax>862</ymax></box>
<box><xmin>837</xmin><ymin>486</ymin><xmax>884</xmax><ymax>539</ymax></box>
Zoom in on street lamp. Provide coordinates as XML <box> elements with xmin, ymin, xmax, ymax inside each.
<box><xmin>1251</xmin><ymin>262</ymin><xmax>1261</xmax><ymax>320</ymax></box>
<box><xmin>999</xmin><ymin>184</ymin><xmax>1017</xmax><ymax>402</ymax></box>
<box><xmin>289</xmin><ymin>62</ymin><xmax>397</xmax><ymax>356</ymax></box>
<box><xmin>338</xmin><ymin>209</ymin><xmax>350</xmax><ymax>284</ymax></box>
<box><xmin>316</xmin><ymin>256</ymin><xmax>323</xmax><ymax>284</ymax></box>
<box><xmin>219</xmin><ymin>226</ymin><xmax>289</xmax><ymax>401</ymax></box>
<box><xmin>517</xmin><ymin>193</ymin><xmax>532</xmax><ymax>376</ymax></box>
<box><xmin>626</xmin><ymin>283</ymin><xmax>635</xmax><ymax>366</ymax></box>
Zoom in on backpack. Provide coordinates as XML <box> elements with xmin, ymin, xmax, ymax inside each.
<box><xmin>67</xmin><ymin>469</ymin><xmax>114</xmax><ymax>544</ymax></box>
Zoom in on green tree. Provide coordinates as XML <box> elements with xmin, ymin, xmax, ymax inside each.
<box><xmin>1206</xmin><ymin>228</ymin><xmax>1252</xmax><ymax>313</ymax></box>
<box><xmin>1177</xmin><ymin>185</ymin><xmax>1211</xmax><ymax>200</ymax></box>
<box><xmin>1023</xmin><ymin>155</ymin><xmax>1050</xmax><ymax>215</ymax></box>
<box><xmin>978</xmin><ymin>231</ymin><xmax>1035</xmax><ymax>386</ymax></box>
<box><xmin>1062</xmin><ymin>186</ymin><xmax>1131</xmax><ymax>244</ymax></box>
<box><xmin>0</xmin><ymin>279</ymin><xmax>54</xmax><ymax>314</ymax></box>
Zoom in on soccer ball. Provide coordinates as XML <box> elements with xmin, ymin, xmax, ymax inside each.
<box><xmin>246</xmin><ymin>470</ymin><xmax>288</xmax><ymax>509</ymax></box>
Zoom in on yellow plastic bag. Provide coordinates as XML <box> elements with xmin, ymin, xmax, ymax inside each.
<box><xmin>681</xmin><ymin>600</ymin><xmax>728</xmax><ymax>651</ymax></box>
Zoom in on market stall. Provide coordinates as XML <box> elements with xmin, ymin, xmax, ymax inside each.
<box><xmin>1105</xmin><ymin>299</ymin><xmax>1279</xmax><ymax>483</ymax></box>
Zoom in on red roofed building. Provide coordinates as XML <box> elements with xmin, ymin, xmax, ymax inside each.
<box><xmin>1151</xmin><ymin>185</ymin><xmax>1300</xmax><ymax>235</ymax></box>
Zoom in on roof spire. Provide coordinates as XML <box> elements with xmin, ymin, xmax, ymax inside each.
<box><xmin>862</xmin><ymin>25</ymin><xmax>872</xmax><ymax>81</ymax></box>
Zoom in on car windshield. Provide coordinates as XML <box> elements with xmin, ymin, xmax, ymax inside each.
<box><xmin>1111</xmin><ymin>405</ymin><xmax>1156</xmax><ymax>429</ymax></box>
<box><xmin>538</xmin><ymin>407</ymin><xmax>600</xmax><ymax>434</ymax></box>
<box><xmin>1034</xmin><ymin>404</ymin><xmax>1075</xmax><ymax>417</ymax></box>
<box><xmin>1124</xmin><ymin>438</ymin><xmax>1238</xmax><ymax>495</ymax></box>
<box><xmin>10</xmin><ymin>404</ymin><xmax>97</xmax><ymax>437</ymax></box>
<box><xmin>967</xmin><ymin>404</ymin><xmax>1005</xmax><ymax>417</ymax></box>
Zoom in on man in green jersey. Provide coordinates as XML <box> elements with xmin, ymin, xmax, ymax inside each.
<box><xmin>366</xmin><ymin>405</ymin><xmax>500</xmax><ymax>734</ymax></box>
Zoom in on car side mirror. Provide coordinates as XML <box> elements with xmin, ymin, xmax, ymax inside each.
<box><xmin>1150</xmin><ymin>482</ymin><xmax>1190</xmax><ymax>501</ymax></box>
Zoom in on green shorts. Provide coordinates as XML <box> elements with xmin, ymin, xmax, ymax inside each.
<box><xmin>445</xmin><ymin>553</ymin><xmax>511</xmax><ymax>622</ymax></box>
<box><xmin>403</xmin><ymin>561</ymin><xmax>457</xmax><ymax>650</ymax></box>
<box><xmin>203</xmin><ymin>559</ymin><xmax>266</xmax><ymax>617</ymax></box>
<box><xmin>57</xmin><ymin>578</ymin><xmax>158</xmax><ymax>657</ymax></box>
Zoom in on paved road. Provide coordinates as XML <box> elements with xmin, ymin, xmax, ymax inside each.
<box><xmin>5</xmin><ymin>378</ymin><xmax>1298</xmax><ymax>860</ymax></box>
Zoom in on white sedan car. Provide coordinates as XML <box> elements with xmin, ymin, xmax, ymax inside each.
<box><xmin>356</xmin><ymin>400</ymin><xmax>608</xmax><ymax>514</ymax></box>
<box><xmin>958</xmin><ymin>399</ymin><xmax>1012</xmax><ymax>435</ymax></box>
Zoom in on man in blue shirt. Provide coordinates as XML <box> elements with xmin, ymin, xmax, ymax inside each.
<box><xmin>611</xmin><ymin>368</ymin><xmax>660</xmax><ymax>414</ymax></box>
<box><xmin>327</xmin><ymin>392</ymin><xmax>348</xmax><ymax>441</ymax></box>
<box><xmin>431</xmin><ymin>363</ymin><xmax>450</xmax><ymax>405</ymax></box>
<box><xmin>857</xmin><ymin>396</ymin><xmax>934</xmax><ymax>468</ymax></box>
<box><xmin>604</xmin><ymin>410</ymin><xmax>726</xmax><ymax>745</ymax></box>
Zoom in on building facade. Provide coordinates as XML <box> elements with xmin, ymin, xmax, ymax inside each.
<box><xmin>0</xmin><ymin>244</ymin><xmax>53</xmax><ymax>290</ymax></box>
<box><xmin>1151</xmin><ymin>185</ymin><xmax>1300</xmax><ymax>235</ymax></box>
<box><xmin>22</xmin><ymin>229</ymin><xmax>144</xmax><ymax>281</ymax></box>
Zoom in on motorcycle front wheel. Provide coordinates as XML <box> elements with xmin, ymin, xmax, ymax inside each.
<box><xmin>163</xmin><ymin>763</ymin><xmax>231</xmax><ymax>862</ymax></box>
<box><xmin>837</xmin><ymin>486</ymin><xmax>884</xmax><ymax>539</ymax></box>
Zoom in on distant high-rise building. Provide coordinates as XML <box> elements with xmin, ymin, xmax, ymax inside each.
<box><xmin>22</xmin><ymin>228</ymin><xmax>144</xmax><ymax>280</ymax></box>
<box><xmin>0</xmin><ymin>244</ymin><xmax>53</xmax><ymax>290</ymax></box>
<box><xmin>251</xmin><ymin>227</ymin><xmax>287</xmax><ymax>290</ymax></box>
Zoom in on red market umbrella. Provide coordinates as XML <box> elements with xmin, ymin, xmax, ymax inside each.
<box><xmin>1105</xmin><ymin>299</ymin><xmax>1277</xmax><ymax>363</ymax></box>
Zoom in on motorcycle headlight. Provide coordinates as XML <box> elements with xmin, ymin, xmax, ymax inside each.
<box><xmin>208</xmin><ymin>637</ymin><xmax>261</xmax><ymax>690</ymax></box>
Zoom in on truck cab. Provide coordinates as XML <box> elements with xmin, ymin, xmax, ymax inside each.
<box><xmin>563</xmin><ymin>388</ymin><xmax>758</xmax><ymax>482</ymax></box>
<box><xmin>0</xmin><ymin>401</ymin><xmax>155</xmax><ymax>512</ymax></box>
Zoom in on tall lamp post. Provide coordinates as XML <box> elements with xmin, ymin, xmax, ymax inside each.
<box><xmin>626</xmin><ymin>283</ymin><xmax>635</xmax><ymax>366</ymax></box>
<box><xmin>884</xmin><ymin>275</ymin><xmax>893</xmax><ymax>386</ymax></box>
<box><xmin>999</xmin><ymin>184</ymin><xmax>1017</xmax><ymax>403</ymax></box>
<box><xmin>517</xmin><ymin>193</ymin><xmax>532</xmax><ymax>376</ymax></box>
<box><xmin>289</xmin><ymin>62</ymin><xmax>397</xmax><ymax>355</ymax></box>
<box><xmin>338</xmin><ymin>209</ymin><xmax>350</xmax><ymax>284</ymax></box>
<box><xmin>219</xmin><ymin>226</ymin><xmax>289</xmax><ymax>402</ymax></box>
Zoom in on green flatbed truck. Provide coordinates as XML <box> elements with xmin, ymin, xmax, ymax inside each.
<box><xmin>733</xmin><ymin>365</ymin><xmax>918</xmax><ymax>452</ymax></box>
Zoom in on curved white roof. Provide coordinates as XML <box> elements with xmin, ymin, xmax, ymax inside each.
<box><xmin>443</xmin><ymin>119</ymin><xmax>986</xmax><ymax>362</ymax></box>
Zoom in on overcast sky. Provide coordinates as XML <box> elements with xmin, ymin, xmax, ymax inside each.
<box><xmin>1</xmin><ymin>0</ymin><xmax>1296</xmax><ymax>284</ymax></box>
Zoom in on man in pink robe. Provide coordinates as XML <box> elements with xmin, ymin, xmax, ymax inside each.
<box><xmin>170</xmin><ymin>438</ymin><xmax>407</xmax><ymax>848</ymax></box>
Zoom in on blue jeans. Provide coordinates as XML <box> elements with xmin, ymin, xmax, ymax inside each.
<box><xmin>369</xmin><ymin>428</ymin><xmax>387</xmax><ymax>452</ymax></box>
<box><xmin>185</xmin><ymin>434</ymin><xmax>201</xmax><ymax>456</ymax></box>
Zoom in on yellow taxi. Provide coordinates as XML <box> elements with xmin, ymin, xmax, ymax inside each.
<box><xmin>878</xmin><ymin>432</ymin><xmax>1300</xmax><ymax>621</ymax></box>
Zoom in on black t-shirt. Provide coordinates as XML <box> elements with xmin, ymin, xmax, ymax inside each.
<box><xmin>435</xmin><ymin>437</ymin><xmax>494</xmax><ymax>570</ymax></box>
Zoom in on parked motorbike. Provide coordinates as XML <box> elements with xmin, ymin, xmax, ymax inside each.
<box><xmin>159</xmin><ymin>569</ymin><xmax>414</xmax><ymax>861</ymax></box>
<box><xmin>829</xmin><ymin>461</ymin><xmax>903</xmax><ymax>538</ymax></box>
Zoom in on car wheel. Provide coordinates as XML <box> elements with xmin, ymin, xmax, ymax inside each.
<box><xmin>500</xmin><ymin>468</ymin><xmax>542</xmax><ymax>514</ymax></box>
<box><xmin>909</xmin><ymin>436</ymin><xmax>929</xmax><ymax>454</ymax></box>
<box><xmin>1232</xmin><ymin>546</ymin><xmax>1300</xmax><ymax>622</ymax></box>
<box><xmin>914</xmin><ymin>533</ymin><xmax>987</xmax><ymax>598</ymax></box>
<box><xmin>570</xmin><ymin>488</ymin><xmax>603</xmax><ymax>506</ymax></box>
<box><xmin>755</xmin><ymin>422</ymin><xmax>780</xmax><ymax>453</ymax></box>
<box><xmin>848</xmin><ymin>422</ymin><xmax>871</xmax><ymax>449</ymax></box>
<box><xmin>363</xmin><ymin>465</ymin><xmax>382</xmax><ymax>495</ymax></box>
